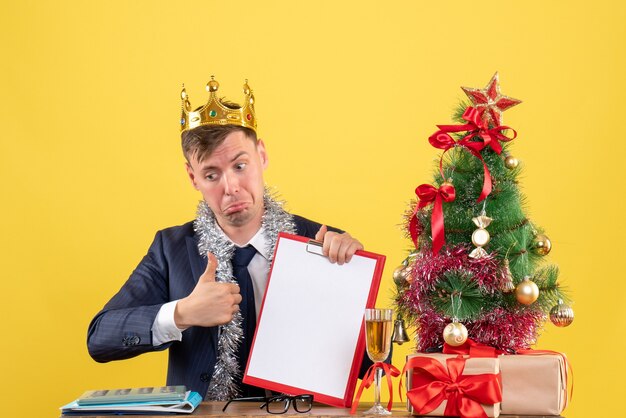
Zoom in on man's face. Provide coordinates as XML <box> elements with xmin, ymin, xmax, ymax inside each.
<box><xmin>186</xmin><ymin>130</ymin><xmax>268</xmax><ymax>233</ymax></box>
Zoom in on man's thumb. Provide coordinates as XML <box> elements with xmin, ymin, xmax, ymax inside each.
<box><xmin>201</xmin><ymin>252</ymin><xmax>217</xmax><ymax>282</ymax></box>
<box><xmin>315</xmin><ymin>224</ymin><xmax>328</xmax><ymax>242</ymax></box>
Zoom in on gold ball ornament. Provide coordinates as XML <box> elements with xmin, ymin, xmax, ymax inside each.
<box><xmin>550</xmin><ymin>300</ymin><xmax>574</xmax><ymax>327</ymax></box>
<box><xmin>515</xmin><ymin>277</ymin><xmax>539</xmax><ymax>305</ymax></box>
<box><xmin>532</xmin><ymin>234</ymin><xmax>552</xmax><ymax>256</ymax></box>
<box><xmin>443</xmin><ymin>321</ymin><xmax>468</xmax><ymax>346</ymax></box>
<box><xmin>504</xmin><ymin>155</ymin><xmax>519</xmax><ymax>169</ymax></box>
<box><xmin>392</xmin><ymin>265</ymin><xmax>410</xmax><ymax>286</ymax></box>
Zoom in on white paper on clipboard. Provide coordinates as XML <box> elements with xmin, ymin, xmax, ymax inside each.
<box><xmin>243</xmin><ymin>232</ymin><xmax>385</xmax><ymax>407</ymax></box>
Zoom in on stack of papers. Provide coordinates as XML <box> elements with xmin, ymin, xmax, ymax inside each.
<box><xmin>60</xmin><ymin>386</ymin><xmax>202</xmax><ymax>415</ymax></box>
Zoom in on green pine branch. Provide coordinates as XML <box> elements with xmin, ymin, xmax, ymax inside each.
<box><xmin>429</xmin><ymin>269</ymin><xmax>500</xmax><ymax>321</ymax></box>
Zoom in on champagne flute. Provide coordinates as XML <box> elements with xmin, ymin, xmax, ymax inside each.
<box><xmin>364</xmin><ymin>308</ymin><xmax>393</xmax><ymax>415</ymax></box>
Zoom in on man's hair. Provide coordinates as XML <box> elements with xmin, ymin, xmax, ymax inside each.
<box><xmin>181</xmin><ymin>99</ymin><xmax>258</xmax><ymax>163</ymax></box>
<box><xmin>181</xmin><ymin>124</ymin><xmax>258</xmax><ymax>163</ymax></box>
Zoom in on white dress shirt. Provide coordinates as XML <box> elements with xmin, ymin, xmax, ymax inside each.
<box><xmin>151</xmin><ymin>227</ymin><xmax>271</xmax><ymax>346</ymax></box>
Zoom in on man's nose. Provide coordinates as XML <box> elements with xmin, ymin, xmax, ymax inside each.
<box><xmin>223</xmin><ymin>172</ymin><xmax>239</xmax><ymax>195</ymax></box>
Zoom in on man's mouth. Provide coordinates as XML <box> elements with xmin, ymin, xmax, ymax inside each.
<box><xmin>223</xmin><ymin>202</ymin><xmax>249</xmax><ymax>215</ymax></box>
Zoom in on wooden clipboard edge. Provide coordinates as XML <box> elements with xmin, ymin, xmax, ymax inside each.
<box><xmin>243</xmin><ymin>232</ymin><xmax>387</xmax><ymax>408</ymax></box>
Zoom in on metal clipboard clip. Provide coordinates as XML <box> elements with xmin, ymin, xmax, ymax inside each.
<box><xmin>305</xmin><ymin>239</ymin><xmax>325</xmax><ymax>257</ymax></box>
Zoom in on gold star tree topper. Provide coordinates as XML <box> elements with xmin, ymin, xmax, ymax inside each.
<box><xmin>461</xmin><ymin>72</ymin><xmax>522</xmax><ymax>126</ymax></box>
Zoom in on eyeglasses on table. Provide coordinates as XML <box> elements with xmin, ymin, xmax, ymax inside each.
<box><xmin>222</xmin><ymin>394</ymin><xmax>314</xmax><ymax>414</ymax></box>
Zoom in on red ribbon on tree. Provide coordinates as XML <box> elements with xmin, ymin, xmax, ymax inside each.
<box><xmin>408</xmin><ymin>214</ymin><xmax>423</xmax><ymax>249</ymax></box>
<box><xmin>413</xmin><ymin>182</ymin><xmax>456</xmax><ymax>254</ymax></box>
<box><xmin>436</xmin><ymin>106</ymin><xmax>517</xmax><ymax>154</ymax></box>
<box><xmin>428</xmin><ymin>107</ymin><xmax>517</xmax><ymax>202</ymax></box>
<box><xmin>350</xmin><ymin>362</ymin><xmax>400</xmax><ymax>414</ymax></box>
<box><xmin>401</xmin><ymin>356</ymin><xmax>502</xmax><ymax>418</ymax></box>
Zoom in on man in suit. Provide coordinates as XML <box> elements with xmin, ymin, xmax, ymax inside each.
<box><xmin>87</xmin><ymin>77</ymin><xmax>365</xmax><ymax>400</ymax></box>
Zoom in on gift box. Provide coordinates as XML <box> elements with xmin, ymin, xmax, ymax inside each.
<box><xmin>404</xmin><ymin>353</ymin><xmax>501</xmax><ymax>418</ymax></box>
<box><xmin>499</xmin><ymin>353</ymin><xmax>569</xmax><ymax>416</ymax></box>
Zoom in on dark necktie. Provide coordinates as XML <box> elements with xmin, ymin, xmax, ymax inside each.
<box><xmin>232</xmin><ymin>245</ymin><xmax>263</xmax><ymax>397</ymax></box>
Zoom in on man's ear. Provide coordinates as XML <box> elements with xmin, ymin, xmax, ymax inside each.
<box><xmin>257</xmin><ymin>139</ymin><xmax>269</xmax><ymax>169</ymax></box>
<box><xmin>185</xmin><ymin>162</ymin><xmax>199</xmax><ymax>190</ymax></box>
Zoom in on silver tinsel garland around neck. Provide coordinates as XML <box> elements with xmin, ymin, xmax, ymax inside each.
<box><xmin>193</xmin><ymin>188</ymin><xmax>296</xmax><ymax>400</ymax></box>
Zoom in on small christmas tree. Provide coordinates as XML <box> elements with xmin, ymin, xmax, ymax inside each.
<box><xmin>394</xmin><ymin>73</ymin><xmax>574</xmax><ymax>352</ymax></box>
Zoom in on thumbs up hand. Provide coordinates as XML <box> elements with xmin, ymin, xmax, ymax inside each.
<box><xmin>174</xmin><ymin>252</ymin><xmax>242</xmax><ymax>328</ymax></box>
<box><xmin>199</xmin><ymin>251</ymin><xmax>219</xmax><ymax>283</ymax></box>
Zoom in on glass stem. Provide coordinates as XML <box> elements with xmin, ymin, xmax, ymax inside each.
<box><xmin>374</xmin><ymin>366</ymin><xmax>383</xmax><ymax>407</ymax></box>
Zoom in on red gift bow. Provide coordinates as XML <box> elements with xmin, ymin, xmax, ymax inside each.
<box><xmin>401</xmin><ymin>355</ymin><xmax>502</xmax><ymax>418</ymax></box>
<box><xmin>429</xmin><ymin>107</ymin><xmax>517</xmax><ymax>203</ymax></box>
<box><xmin>442</xmin><ymin>340</ymin><xmax>574</xmax><ymax>409</ymax></box>
<box><xmin>350</xmin><ymin>362</ymin><xmax>400</xmax><ymax>414</ymax></box>
<box><xmin>413</xmin><ymin>183</ymin><xmax>456</xmax><ymax>254</ymax></box>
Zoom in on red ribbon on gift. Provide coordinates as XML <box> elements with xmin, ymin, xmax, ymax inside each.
<box><xmin>429</xmin><ymin>107</ymin><xmax>517</xmax><ymax>203</ymax></box>
<box><xmin>441</xmin><ymin>340</ymin><xmax>574</xmax><ymax>409</ymax></box>
<box><xmin>414</xmin><ymin>183</ymin><xmax>456</xmax><ymax>254</ymax></box>
<box><xmin>443</xmin><ymin>339</ymin><xmax>504</xmax><ymax>358</ymax></box>
<box><xmin>401</xmin><ymin>356</ymin><xmax>502</xmax><ymax>418</ymax></box>
<box><xmin>350</xmin><ymin>362</ymin><xmax>400</xmax><ymax>414</ymax></box>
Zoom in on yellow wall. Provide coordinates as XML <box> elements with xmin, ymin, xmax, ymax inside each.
<box><xmin>1</xmin><ymin>1</ymin><xmax>624</xmax><ymax>416</ymax></box>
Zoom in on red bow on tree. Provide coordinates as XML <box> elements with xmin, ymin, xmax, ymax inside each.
<box><xmin>436</xmin><ymin>106</ymin><xmax>517</xmax><ymax>154</ymax></box>
<box><xmin>401</xmin><ymin>356</ymin><xmax>502</xmax><ymax>418</ymax></box>
<box><xmin>411</xmin><ymin>183</ymin><xmax>455</xmax><ymax>254</ymax></box>
<box><xmin>428</xmin><ymin>107</ymin><xmax>517</xmax><ymax>202</ymax></box>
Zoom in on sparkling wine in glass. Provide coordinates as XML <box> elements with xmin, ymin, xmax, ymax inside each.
<box><xmin>364</xmin><ymin>308</ymin><xmax>393</xmax><ymax>415</ymax></box>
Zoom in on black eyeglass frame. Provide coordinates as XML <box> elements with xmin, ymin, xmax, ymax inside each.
<box><xmin>221</xmin><ymin>394</ymin><xmax>314</xmax><ymax>414</ymax></box>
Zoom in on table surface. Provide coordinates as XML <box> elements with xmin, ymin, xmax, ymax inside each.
<box><xmin>60</xmin><ymin>401</ymin><xmax>564</xmax><ymax>418</ymax></box>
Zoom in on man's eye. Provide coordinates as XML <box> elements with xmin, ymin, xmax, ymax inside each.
<box><xmin>235</xmin><ymin>162</ymin><xmax>247</xmax><ymax>170</ymax></box>
<box><xmin>205</xmin><ymin>173</ymin><xmax>218</xmax><ymax>181</ymax></box>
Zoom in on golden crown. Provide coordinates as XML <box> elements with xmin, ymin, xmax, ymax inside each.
<box><xmin>180</xmin><ymin>76</ymin><xmax>257</xmax><ymax>133</ymax></box>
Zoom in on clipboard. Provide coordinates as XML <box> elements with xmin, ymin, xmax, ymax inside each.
<box><xmin>243</xmin><ymin>232</ymin><xmax>386</xmax><ymax>407</ymax></box>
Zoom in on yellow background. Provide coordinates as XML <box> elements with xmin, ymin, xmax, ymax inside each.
<box><xmin>1</xmin><ymin>1</ymin><xmax>624</xmax><ymax>416</ymax></box>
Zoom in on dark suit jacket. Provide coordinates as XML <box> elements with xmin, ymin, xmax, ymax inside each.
<box><xmin>88</xmin><ymin>215</ymin><xmax>369</xmax><ymax>397</ymax></box>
